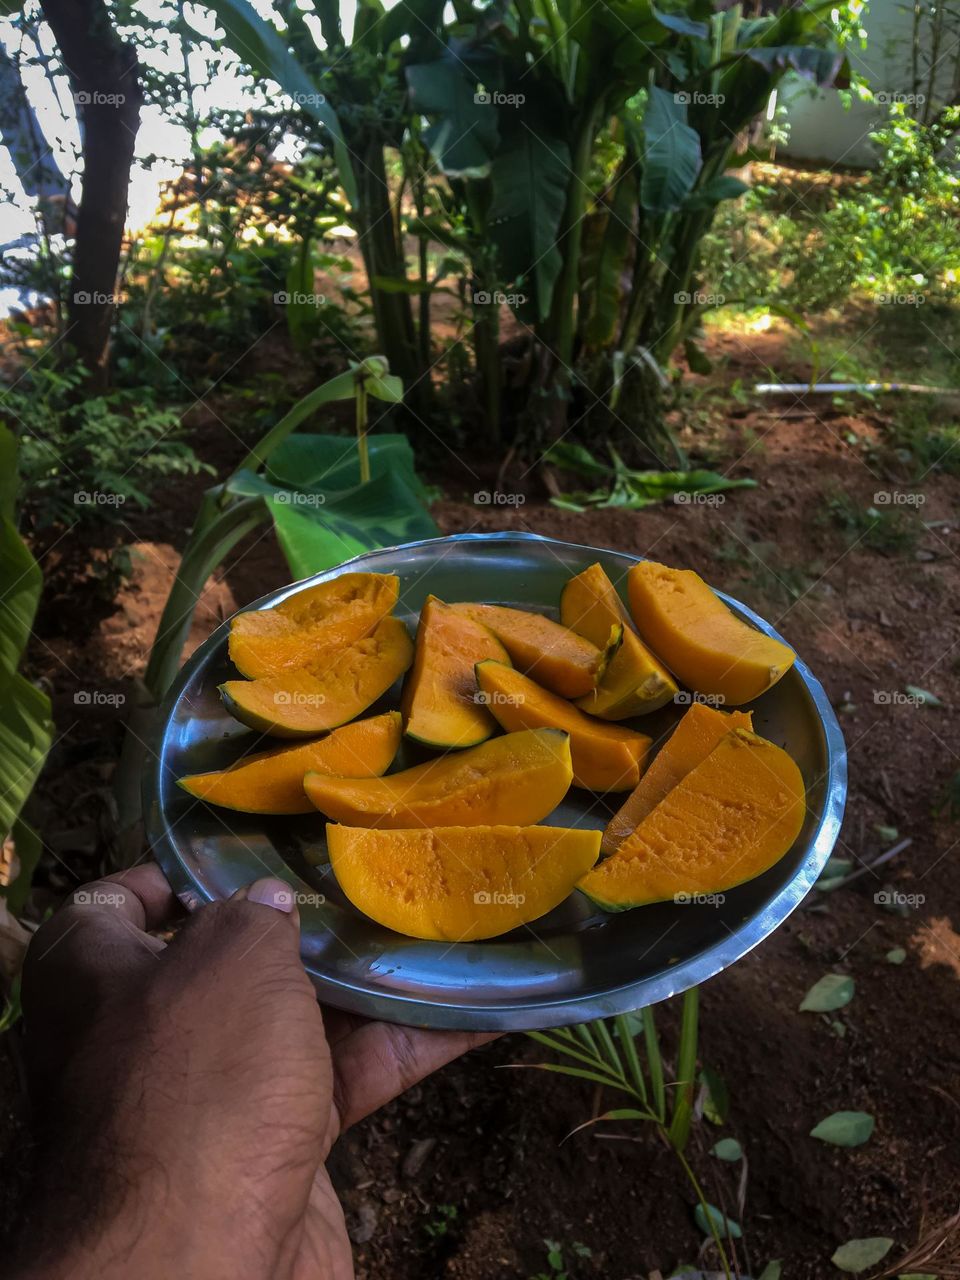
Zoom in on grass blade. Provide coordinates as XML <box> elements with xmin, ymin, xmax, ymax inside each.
<box><xmin>527</xmin><ymin>1031</ymin><xmax>624</xmax><ymax>1075</ymax></box>
<box><xmin>642</xmin><ymin>1006</ymin><xmax>666</xmax><ymax>1123</ymax></box>
<box><xmin>591</xmin><ymin>1018</ymin><xmax>628</xmax><ymax>1082</ymax></box>
<box><xmin>668</xmin><ymin>986</ymin><xmax>700</xmax><ymax>1151</ymax></box>
<box><xmin>615</xmin><ymin>1014</ymin><xmax>649</xmax><ymax>1105</ymax></box>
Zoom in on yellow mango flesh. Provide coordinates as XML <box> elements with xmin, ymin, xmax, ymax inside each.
<box><xmin>561</xmin><ymin>563</ymin><xmax>678</xmax><ymax>719</ymax></box>
<box><xmin>475</xmin><ymin>660</ymin><xmax>650</xmax><ymax>793</ymax></box>
<box><xmin>602</xmin><ymin>703</ymin><xmax>753</xmax><ymax>854</ymax></box>
<box><xmin>402</xmin><ymin>596</ymin><xmax>510</xmax><ymax>749</ymax></box>
<box><xmin>328</xmin><ymin>823</ymin><xmax>602</xmax><ymax>941</ymax></box>
<box><xmin>177</xmin><ymin>712</ymin><xmax>402</xmax><ymax>814</ymax></box>
<box><xmin>305</xmin><ymin>727</ymin><xmax>572</xmax><ymax>827</ymax></box>
<box><xmin>579</xmin><ymin>729</ymin><xmax>805</xmax><ymax>909</ymax></box>
<box><xmin>627</xmin><ymin>561</ymin><xmax>795</xmax><ymax>706</ymax></box>
<box><xmin>450</xmin><ymin>602</ymin><xmax>604</xmax><ymax>698</ymax></box>
<box><xmin>221</xmin><ymin>616</ymin><xmax>413</xmax><ymax>737</ymax></box>
<box><xmin>229</xmin><ymin>573</ymin><xmax>398</xmax><ymax>678</ymax></box>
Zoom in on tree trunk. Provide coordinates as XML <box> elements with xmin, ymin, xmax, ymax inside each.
<box><xmin>38</xmin><ymin>0</ymin><xmax>142</xmax><ymax>391</ymax></box>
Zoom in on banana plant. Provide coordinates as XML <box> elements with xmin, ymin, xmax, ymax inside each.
<box><xmin>113</xmin><ymin>358</ymin><xmax>436</xmax><ymax>864</ymax></box>
<box><xmin>0</xmin><ymin>425</ymin><xmax>54</xmax><ymax>920</ymax></box>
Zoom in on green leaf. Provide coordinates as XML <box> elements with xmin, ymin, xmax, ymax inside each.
<box><xmin>488</xmin><ymin>128</ymin><xmax>571</xmax><ymax>323</ymax></box>
<box><xmin>651</xmin><ymin>5</ymin><xmax>707</xmax><ymax>37</ymax></box>
<box><xmin>0</xmin><ymin>672</ymin><xmax>53</xmax><ymax>842</ymax></box>
<box><xmin>0</xmin><ymin>511</ymin><xmax>41</xmax><ymax>684</ymax></box>
<box><xmin>886</xmin><ymin>947</ymin><xmax>907</xmax><ymax>965</ymax></box>
<box><xmin>905</xmin><ymin>685</ymin><xmax>943</xmax><ymax>707</ymax></box>
<box><xmin>640</xmin><ymin>87</ymin><xmax>702</xmax><ymax>214</ymax></box>
<box><xmin>682</xmin><ymin>176</ymin><xmax>751</xmax><ymax>210</ymax></box>
<box><xmin>265</xmin><ymin>434</ymin><xmax>428</xmax><ymax>499</ymax></box>
<box><xmin>693</xmin><ymin>1203</ymin><xmax>741</xmax><ymax>1239</ymax></box>
<box><xmin>831</xmin><ymin>1237</ymin><xmax>894</xmax><ymax>1272</ymax></box>
<box><xmin>0</xmin><ymin>424</ymin><xmax>16</xmax><ymax>523</ymax></box>
<box><xmin>810</xmin><ymin>1111</ymin><xmax>875</xmax><ymax>1148</ymax></box>
<box><xmin>710</xmin><ymin>1137</ymin><xmax>743</xmax><ymax>1161</ymax></box>
<box><xmin>267</xmin><ymin>471</ymin><xmax>437</xmax><ymax>579</ymax></box>
<box><xmin>699</xmin><ymin>1066</ymin><xmax>728</xmax><ymax>1125</ymax></box>
<box><xmin>758</xmin><ymin>1264</ymin><xmax>782</xmax><ymax>1280</ymax></box>
<box><xmin>799</xmin><ymin>974</ymin><xmax>855</xmax><ymax>1013</ymax></box>
<box><xmin>379</xmin><ymin>0</ymin><xmax>446</xmax><ymax>53</ymax></box>
<box><xmin>406</xmin><ymin>58</ymin><xmax>499</xmax><ymax>177</ymax></box>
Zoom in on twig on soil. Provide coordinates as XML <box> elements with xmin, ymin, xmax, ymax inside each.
<box><xmin>809</xmin><ymin>838</ymin><xmax>913</xmax><ymax>902</ymax></box>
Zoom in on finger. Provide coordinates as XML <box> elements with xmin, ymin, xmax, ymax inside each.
<box><xmin>328</xmin><ymin>1020</ymin><xmax>499</xmax><ymax>1130</ymax></box>
<box><xmin>97</xmin><ymin>861</ymin><xmax>182</xmax><ymax>931</ymax></box>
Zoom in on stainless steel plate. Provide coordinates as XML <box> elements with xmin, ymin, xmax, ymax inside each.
<box><xmin>146</xmin><ymin>532</ymin><xmax>846</xmax><ymax>1031</ymax></box>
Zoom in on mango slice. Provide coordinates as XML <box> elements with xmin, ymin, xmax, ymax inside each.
<box><xmin>401</xmin><ymin>596</ymin><xmax>510</xmax><ymax>749</ymax></box>
<box><xmin>305</xmin><ymin>727</ymin><xmax>572</xmax><ymax>827</ymax></box>
<box><xmin>475</xmin><ymin>660</ymin><xmax>650</xmax><ymax>792</ymax></box>
<box><xmin>229</xmin><ymin>573</ymin><xmax>399</xmax><ymax>678</ymax></box>
<box><xmin>450</xmin><ymin>602</ymin><xmax>609</xmax><ymax>698</ymax></box>
<box><xmin>177</xmin><ymin>712</ymin><xmax>402</xmax><ymax>814</ymax></box>
<box><xmin>602</xmin><ymin>703</ymin><xmax>753</xmax><ymax>854</ymax></box>
<box><xmin>328</xmin><ymin>823</ymin><xmax>602</xmax><ymax>941</ymax></box>
<box><xmin>579</xmin><ymin>728</ymin><xmax>805</xmax><ymax>910</ymax></box>
<box><xmin>220</xmin><ymin>616</ymin><xmax>414</xmax><ymax>737</ymax></box>
<box><xmin>627</xmin><ymin>560</ymin><xmax>795</xmax><ymax>706</ymax></box>
<box><xmin>561</xmin><ymin>563</ymin><xmax>678</xmax><ymax>719</ymax></box>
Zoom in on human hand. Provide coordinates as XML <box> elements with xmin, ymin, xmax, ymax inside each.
<box><xmin>13</xmin><ymin>865</ymin><xmax>494</xmax><ymax>1280</ymax></box>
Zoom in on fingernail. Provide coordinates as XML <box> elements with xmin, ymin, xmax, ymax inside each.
<box><xmin>245</xmin><ymin>878</ymin><xmax>296</xmax><ymax>913</ymax></box>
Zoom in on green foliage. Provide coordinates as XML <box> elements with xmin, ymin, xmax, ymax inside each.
<box><xmin>544</xmin><ymin>441</ymin><xmax>757</xmax><ymax>510</ymax></box>
<box><xmin>704</xmin><ymin>104</ymin><xmax>960</xmax><ymax>317</ymax></box>
<box><xmin>141</xmin><ymin>357</ymin><xmax>435</xmax><ymax>704</ymax></box>
<box><xmin>0</xmin><ymin>424</ymin><xmax>53</xmax><ymax>910</ymax></box>
<box><xmin>0</xmin><ymin>366</ymin><xmax>211</xmax><ymax>530</ymax></box>
<box><xmin>190</xmin><ymin>0</ymin><xmax>845</xmax><ymax>447</ymax></box>
<box><xmin>523</xmin><ymin>992</ymin><xmax>738</xmax><ymax>1268</ymax></box>
<box><xmin>822</xmin><ymin>492</ymin><xmax>921</xmax><ymax>556</ymax></box>
<box><xmin>530</xmin><ymin>1239</ymin><xmax>592</xmax><ymax>1280</ymax></box>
